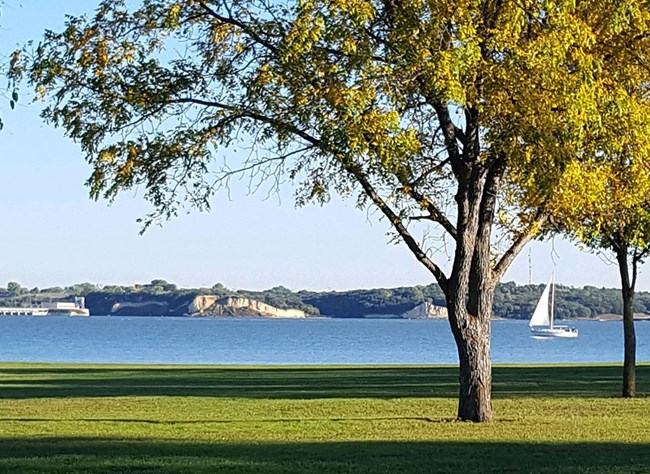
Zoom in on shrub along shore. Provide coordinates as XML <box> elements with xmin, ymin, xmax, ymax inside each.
<box><xmin>0</xmin><ymin>363</ymin><xmax>648</xmax><ymax>473</ymax></box>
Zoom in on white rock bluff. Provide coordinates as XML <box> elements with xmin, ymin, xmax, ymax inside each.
<box><xmin>188</xmin><ymin>295</ymin><xmax>307</xmax><ymax>318</ymax></box>
<box><xmin>400</xmin><ymin>302</ymin><xmax>448</xmax><ymax>319</ymax></box>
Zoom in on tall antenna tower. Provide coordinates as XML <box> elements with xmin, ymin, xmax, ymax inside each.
<box><xmin>528</xmin><ymin>248</ymin><xmax>532</xmax><ymax>284</ymax></box>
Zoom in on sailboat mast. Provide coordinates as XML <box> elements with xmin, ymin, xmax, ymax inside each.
<box><xmin>550</xmin><ymin>272</ymin><xmax>555</xmax><ymax>329</ymax></box>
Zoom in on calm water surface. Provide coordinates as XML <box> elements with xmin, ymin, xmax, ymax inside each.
<box><xmin>0</xmin><ymin>316</ymin><xmax>648</xmax><ymax>365</ymax></box>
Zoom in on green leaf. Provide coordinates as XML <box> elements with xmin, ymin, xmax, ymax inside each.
<box><xmin>11</xmin><ymin>90</ymin><xmax>18</xmax><ymax>102</ymax></box>
<box><xmin>9</xmin><ymin>100</ymin><xmax>15</xmax><ymax>110</ymax></box>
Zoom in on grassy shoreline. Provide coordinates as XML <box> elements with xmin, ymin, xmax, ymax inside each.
<box><xmin>0</xmin><ymin>363</ymin><xmax>648</xmax><ymax>473</ymax></box>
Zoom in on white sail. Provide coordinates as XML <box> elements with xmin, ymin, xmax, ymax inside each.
<box><xmin>529</xmin><ymin>275</ymin><xmax>553</xmax><ymax>327</ymax></box>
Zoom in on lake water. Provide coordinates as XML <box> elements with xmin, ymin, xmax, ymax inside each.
<box><xmin>0</xmin><ymin>316</ymin><xmax>648</xmax><ymax>365</ymax></box>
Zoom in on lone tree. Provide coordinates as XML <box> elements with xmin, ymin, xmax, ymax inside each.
<box><xmin>15</xmin><ymin>0</ymin><xmax>650</xmax><ymax>421</ymax></box>
<box><xmin>544</xmin><ymin>21</ymin><xmax>650</xmax><ymax>398</ymax></box>
<box><xmin>551</xmin><ymin>159</ymin><xmax>650</xmax><ymax>398</ymax></box>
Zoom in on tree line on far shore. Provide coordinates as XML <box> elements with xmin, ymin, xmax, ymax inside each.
<box><xmin>1</xmin><ymin>279</ymin><xmax>648</xmax><ymax>320</ymax></box>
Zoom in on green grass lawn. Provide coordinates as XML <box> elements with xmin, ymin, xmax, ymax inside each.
<box><xmin>0</xmin><ymin>363</ymin><xmax>648</xmax><ymax>473</ymax></box>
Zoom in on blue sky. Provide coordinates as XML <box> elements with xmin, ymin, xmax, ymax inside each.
<box><xmin>0</xmin><ymin>1</ymin><xmax>643</xmax><ymax>292</ymax></box>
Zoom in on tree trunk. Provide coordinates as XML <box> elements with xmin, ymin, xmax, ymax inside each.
<box><xmin>444</xmin><ymin>157</ymin><xmax>497</xmax><ymax>422</ymax></box>
<box><xmin>622</xmin><ymin>290</ymin><xmax>636</xmax><ymax>398</ymax></box>
<box><xmin>615</xmin><ymin>245</ymin><xmax>636</xmax><ymax>398</ymax></box>
<box><xmin>452</xmin><ymin>308</ymin><xmax>493</xmax><ymax>421</ymax></box>
<box><xmin>447</xmin><ymin>257</ymin><xmax>495</xmax><ymax>422</ymax></box>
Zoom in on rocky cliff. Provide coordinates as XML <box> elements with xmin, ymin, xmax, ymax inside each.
<box><xmin>84</xmin><ymin>290</ymin><xmax>445</xmax><ymax>319</ymax></box>
<box><xmin>188</xmin><ymin>295</ymin><xmax>307</xmax><ymax>318</ymax></box>
<box><xmin>86</xmin><ymin>292</ymin><xmax>193</xmax><ymax>316</ymax></box>
<box><xmin>400</xmin><ymin>302</ymin><xmax>448</xmax><ymax>319</ymax></box>
<box><xmin>360</xmin><ymin>303</ymin><xmax>448</xmax><ymax>319</ymax></box>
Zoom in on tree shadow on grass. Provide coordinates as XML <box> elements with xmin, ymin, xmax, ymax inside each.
<box><xmin>0</xmin><ymin>438</ymin><xmax>648</xmax><ymax>473</ymax></box>
<box><xmin>0</xmin><ymin>364</ymin><xmax>647</xmax><ymax>399</ymax></box>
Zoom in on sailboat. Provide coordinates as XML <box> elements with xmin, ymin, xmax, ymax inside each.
<box><xmin>529</xmin><ymin>273</ymin><xmax>579</xmax><ymax>338</ymax></box>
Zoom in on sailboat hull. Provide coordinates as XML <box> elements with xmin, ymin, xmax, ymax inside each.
<box><xmin>530</xmin><ymin>326</ymin><xmax>579</xmax><ymax>338</ymax></box>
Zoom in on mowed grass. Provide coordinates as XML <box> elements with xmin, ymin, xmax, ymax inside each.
<box><xmin>0</xmin><ymin>363</ymin><xmax>649</xmax><ymax>473</ymax></box>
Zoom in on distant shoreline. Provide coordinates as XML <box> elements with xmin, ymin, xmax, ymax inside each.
<box><xmin>3</xmin><ymin>280</ymin><xmax>650</xmax><ymax>320</ymax></box>
<box><xmin>574</xmin><ymin>313</ymin><xmax>650</xmax><ymax>321</ymax></box>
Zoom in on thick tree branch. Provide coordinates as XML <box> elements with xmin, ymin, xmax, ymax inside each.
<box><xmin>630</xmin><ymin>246</ymin><xmax>650</xmax><ymax>292</ymax></box>
<box><xmin>431</xmin><ymin>101</ymin><xmax>462</xmax><ymax>168</ymax></box>
<box><xmin>348</xmin><ymin>166</ymin><xmax>449</xmax><ymax>291</ymax></box>
<box><xmin>632</xmin><ymin>249</ymin><xmax>639</xmax><ymax>292</ymax></box>
<box><xmin>493</xmin><ymin>209</ymin><xmax>549</xmax><ymax>281</ymax></box>
<box><xmin>464</xmin><ymin>106</ymin><xmax>481</xmax><ymax>161</ymax></box>
<box><xmin>401</xmin><ymin>185</ymin><xmax>458</xmax><ymax>239</ymax></box>
<box><xmin>468</xmin><ymin>153</ymin><xmax>506</xmax><ymax>312</ymax></box>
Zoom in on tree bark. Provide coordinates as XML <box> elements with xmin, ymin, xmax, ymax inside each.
<box><xmin>615</xmin><ymin>245</ymin><xmax>636</xmax><ymax>398</ymax></box>
<box><xmin>443</xmin><ymin>157</ymin><xmax>498</xmax><ymax>422</ymax></box>
<box><xmin>447</xmin><ymin>238</ymin><xmax>495</xmax><ymax>422</ymax></box>
<box><xmin>448</xmin><ymin>303</ymin><xmax>493</xmax><ymax>421</ymax></box>
<box><xmin>622</xmin><ymin>290</ymin><xmax>636</xmax><ymax>398</ymax></box>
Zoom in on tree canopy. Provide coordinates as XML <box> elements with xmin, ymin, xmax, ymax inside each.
<box><xmin>15</xmin><ymin>0</ymin><xmax>650</xmax><ymax>421</ymax></box>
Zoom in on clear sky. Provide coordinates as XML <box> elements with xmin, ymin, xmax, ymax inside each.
<box><xmin>0</xmin><ymin>1</ymin><xmax>645</xmax><ymax>292</ymax></box>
